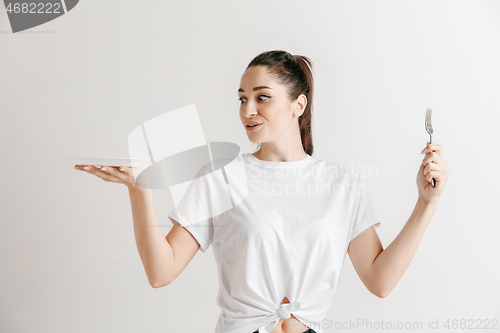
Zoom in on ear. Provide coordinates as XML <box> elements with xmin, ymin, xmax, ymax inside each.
<box><xmin>293</xmin><ymin>94</ymin><xmax>307</xmax><ymax>117</ymax></box>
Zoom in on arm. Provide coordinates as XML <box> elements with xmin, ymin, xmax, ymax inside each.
<box><xmin>348</xmin><ymin>142</ymin><xmax>449</xmax><ymax>298</ymax></box>
<box><xmin>371</xmin><ymin>197</ymin><xmax>437</xmax><ymax>297</ymax></box>
<box><xmin>128</xmin><ymin>186</ymin><xmax>200</xmax><ymax>288</ymax></box>
<box><xmin>74</xmin><ymin>164</ymin><xmax>200</xmax><ymax>288</ymax></box>
<box><xmin>348</xmin><ymin>197</ymin><xmax>438</xmax><ymax>298</ymax></box>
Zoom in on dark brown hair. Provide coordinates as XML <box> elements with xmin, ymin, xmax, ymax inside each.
<box><xmin>245</xmin><ymin>50</ymin><xmax>314</xmax><ymax>156</ymax></box>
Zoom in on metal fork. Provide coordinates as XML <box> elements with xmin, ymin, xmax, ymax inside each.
<box><xmin>425</xmin><ymin>108</ymin><xmax>436</xmax><ymax>187</ymax></box>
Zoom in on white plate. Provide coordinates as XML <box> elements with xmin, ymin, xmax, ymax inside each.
<box><xmin>46</xmin><ymin>155</ymin><xmax>152</xmax><ymax>167</ymax></box>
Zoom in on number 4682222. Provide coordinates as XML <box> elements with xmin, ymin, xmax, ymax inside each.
<box><xmin>6</xmin><ymin>2</ymin><xmax>62</xmax><ymax>14</ymax></box>
<box><xmin>444</xmin><ymin>319</ymin><xmax>498</xmax><ymax>330</ymax></box>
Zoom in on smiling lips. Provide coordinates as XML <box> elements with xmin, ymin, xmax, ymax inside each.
<box><xmin>246</xmin><ymin>123</ymin><xmax>263</xmax><ymax>131</ymax></box>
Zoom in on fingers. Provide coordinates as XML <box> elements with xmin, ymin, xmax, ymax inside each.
<box><xmin>421</xmin><ymin>141</ymin><xmax>443</xmax><ymax>157</ymax></box>
<box><xmin>100</xmin><ymin>165</ymin><xmax>129</xmax><ymax>181</ymax></box>
<box><xmin>74</xmin><ymin>165</ymin><xmax>140</xmax><ymax>188</ymax></box>
<box><xmin>75</xmin><ymin>165</ymin><xmax>125</xmax><ymax>184</ymax></box>
<box><xmin>423</xmin><ymin>160</ymin><xmax>442</xmax><ymax>175</ymax></box>
<box><xmin>420</xmin><ymin>156</ymin><xmax>450</xmax><ymax>184</ymax></box>
<box><xmin>118</xmin><ymin>166</ymin><xmax>134</xmax><ymax>176</ymax></box>
<box><xmin>421</xmin><ymin>151</ymin><xmax>445</xmax><ymax>167</ymax></box>
<box><xmin>421</xmin><ymin>153</ymin><xmax>448</xmax><ymax>179</ymax></box>
<box><xmin>425</xmin><ymin>168</ymin><xmax>448</xmax><ymax>184</ymax></box>
<box><xmin>115</xmin><ymin>166</ymin><xmax>137</xmax><ymax>181</ymax></box>
<box><xmin>418</xmin><ymin>141</ymin><xmax>449</xmax><ymax>186</ymax></box>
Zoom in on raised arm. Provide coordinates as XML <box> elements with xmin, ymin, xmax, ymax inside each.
<box><xmin>128</xmin><ymin>186</ymin><xmax>200</xmax><ymax>288</ymax></box>
<box><xmin>347</xmin><ymin>142</ymin><xmax>449</xmax><ymax>298</ymax></box>
<box><xmin>348</xmin><ymin>198</ymin><xmax>438</xmax><ymax>298</ymax></box>
<box><xmin>74</xmin><ymin>164</ymin><xmax>200</xmax><ymax>289</ymax></box>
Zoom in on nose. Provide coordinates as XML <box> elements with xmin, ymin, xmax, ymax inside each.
<box><xmin>241</xmin><ymin>101</ymin><xmax>258</xmax><ymax>118</ymax></box>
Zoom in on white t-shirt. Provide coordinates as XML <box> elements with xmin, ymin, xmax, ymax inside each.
<box><xmin>168</xmin><ymin>152</ymin><xmax>382</xmax><ymax>333</ymax></box>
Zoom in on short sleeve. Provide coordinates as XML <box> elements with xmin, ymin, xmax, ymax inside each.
<box><xmin>168</xmin><ymin>205</ymin><xmax>213</xmax><ymax>253</ymax></box>
<box><xmin>167</xmin><ymin>167</ymin><xmax>215</xmax><ymax>253</ymax></box>
<box><xmin>168</xmin><ymin>163</ymin><xmax>232</xmax><ymax>253</ymax></box>
<box><xmin>348</xmin><ymin>172</ymin><xmax>382</xmax><ymax>243</ymax></box>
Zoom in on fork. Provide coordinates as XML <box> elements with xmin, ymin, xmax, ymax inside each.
<box><xmin>425</xmin><ymin>108</ymin><xmax>436</xmax><ymax>187</ymax></box>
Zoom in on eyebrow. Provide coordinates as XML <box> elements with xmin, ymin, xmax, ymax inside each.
<box><xmin>238</xmin><ymin>86</ymin><xmax>273</xmax><ymax>93</ymax></box>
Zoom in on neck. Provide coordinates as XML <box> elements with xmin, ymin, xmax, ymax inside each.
<box><xmin>254</xmin><ymin>145</ymin><xmax>307</xmax><ymax>163</ymax></box>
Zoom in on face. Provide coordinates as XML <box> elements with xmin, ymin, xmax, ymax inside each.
<box><xmin>238</xmin><ymin>65</ymin><xmax>306</xmax><ymax>145</ymax></box>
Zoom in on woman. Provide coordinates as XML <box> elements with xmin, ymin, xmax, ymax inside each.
<box><xmin>74</xmin><ymin>50</ymin><xmax>450</xmax><ymax>333</ymax></box>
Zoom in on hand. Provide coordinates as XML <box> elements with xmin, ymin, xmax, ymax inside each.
<box><xmin>74</xmin><ymin>165</ymin><xmax>144</xmax><ymax>190</ymax></box>
<box><xmin>417</xmin><ymin>141</ymin><xmax>449</xmax><ymax>204</ymax></box>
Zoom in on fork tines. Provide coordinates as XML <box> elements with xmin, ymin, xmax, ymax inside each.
<box><xmin>425</xmin><ymin>108</ymin><xmax>432</xmax><ymax>125</ymax></box>
<box><xmin>425</xmin><ymin>108</ymin><xmax>433</xmax><ymax>135</ymax></box>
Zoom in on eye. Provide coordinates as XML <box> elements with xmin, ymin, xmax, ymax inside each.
<box><xmin>238</xmin><ymin>95</ymin><xmax>270</xmax><ymax>104</ymax></box>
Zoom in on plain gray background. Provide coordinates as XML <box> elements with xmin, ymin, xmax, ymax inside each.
<box><xmin>1</xmin><ymin>0</ymin><xmax>499</xmax><ymax>332</ymax></box>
